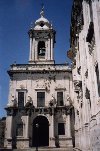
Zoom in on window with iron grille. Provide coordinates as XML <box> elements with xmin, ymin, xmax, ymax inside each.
<box><xmin>58</xmin><ymin>123</ymin><xmax>65</xmax><ymax>135</ymax></box>
<box><xmin>18</xmin><ymin>92</ymin><xmax>24</xmax><ymax>109</ymax></box>
<box><xmin>57</xmin><ymin>92</ymin><xmax>64</xmax><ymax>106</ymax></box>
<box><xmin>37</xmin><ymin>92</ymin><xmax>45</xmax><ymax>107</ymax></box>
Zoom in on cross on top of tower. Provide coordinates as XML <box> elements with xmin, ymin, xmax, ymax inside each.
<box><xmin>40</xmin><ymin>3</ymin><xmax>44</xmax><ymax>17</ymax></box>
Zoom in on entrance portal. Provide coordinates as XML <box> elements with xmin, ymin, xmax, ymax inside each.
<box><xmin>32</xmin><ymin>116</ymin><xmax>49</xmax><ymax>147</ymax></box>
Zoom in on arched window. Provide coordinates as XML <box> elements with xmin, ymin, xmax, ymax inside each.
<box><xmin>38</xmin><ymin>41</ymin><xmax>45</xmax><ymax>58</ymax></box>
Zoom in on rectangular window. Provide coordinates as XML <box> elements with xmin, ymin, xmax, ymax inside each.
<box><xmin>18</xmin><ymin>92</ymin><xmax>24</xmax><ymax>109</ymax></box>
<box><xmin>58</xmin><ymin>123</ymin><xmax>65</xmax><ymax>135</ymax></box>
<box><xmin>57</xmin><ymin>92</ymin><xmax>64</xmax><ymax>106</ymax></box>
<box><xmin>95</xmin><ymin>65</ymin><xmax>100</xmax><ymax>97</ymax></box>
<box><xmin>16</xmin><ymin>123</ymin><xmax>23</xmax><ymax>136</ymax></box>
<box><xmin>37</xmin><ymin>92</ymin><xmax>45</xmax><ymax>107</ymax></box>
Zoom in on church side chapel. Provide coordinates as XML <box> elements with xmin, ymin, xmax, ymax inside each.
<box><xmin>4</xmin><ymin>7</ymin><xmax>74</xmax><ymax>149</ymax></box>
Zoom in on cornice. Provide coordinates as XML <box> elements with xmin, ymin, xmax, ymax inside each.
<box><xmin>7</xmin><ymin>64</ymin><xmax>72</xmax><ymax>77</ymax></box>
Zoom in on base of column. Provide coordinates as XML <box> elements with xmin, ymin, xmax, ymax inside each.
<box><xmin>58</xmin><ymin>136</ymin><xmax>73</xmax><ymax>148</ymax></box>
<box><xmin>16</xmin><ymin>137</ymin><xmax>29</xmax><ymax>149</ymax></box>
<box><xmin>6</xmin><ymin>138</ymin><xmax>12</xmax><ymax>149</ymax></box>
<box><xmin>49</xmin><ymin>137</ymin><xmax>56</xmax><ymax>147</ymax></box>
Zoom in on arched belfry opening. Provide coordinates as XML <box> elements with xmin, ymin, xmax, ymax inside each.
<box><xmin>32</xmin><ymin>116</ymin><xmax>49</xmax><ymax>147</ymax></box>
<box><xmin>38</xmin><ymin>41</ymin><xmax>46</xmax><ymax>59</ymax></box>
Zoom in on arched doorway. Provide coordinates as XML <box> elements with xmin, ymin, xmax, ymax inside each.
<box><xmin>32</xmin><ymin>116</ymin><xmax>49</xmax><ymax>147</ymax></box>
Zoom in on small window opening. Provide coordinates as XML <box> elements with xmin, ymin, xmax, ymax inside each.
<box><xmin>57</xmin><ymin>92</ymin><xmax>64</xmax><ymax>106</ymax></box>
<box><xmin>37</xmin><ymin>92</ymin><xmax>45</xmax><ymax>107</ymax></box>
<box><xmin>18</xmin><ymin>92</ymin><xmax>24</xmax><ymax>109</ymax></box>
<box><xmin>40</xmin><ymin>23</ymin><xmax>44</xmax><ymax>27</ymax></box>
<box><xmin>58</xmin><ymin>123</ymin><xmax>65</xmax><ymax>135</ymax></box>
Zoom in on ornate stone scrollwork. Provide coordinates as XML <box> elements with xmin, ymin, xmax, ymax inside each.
<box><xmin>74</xmin><ymin>80</ymin><xmax>82</xmax><ymax>92</ymax></box>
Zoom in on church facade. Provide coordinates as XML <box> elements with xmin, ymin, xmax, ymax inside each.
<box><xmin>4</xmin><ymin>8</ymin><xmax>73</xmax><ymax>149</ymax></box>
<box><xmin>68</xmin><ymin>0</ymin><xmax>100</xmax><ymax>150</ymax></box>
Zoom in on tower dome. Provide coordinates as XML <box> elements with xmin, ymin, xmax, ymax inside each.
<box><xmin>34</xmin><ymin>7</ymin><xmax>51</xmax><ymax>30</ymax></box>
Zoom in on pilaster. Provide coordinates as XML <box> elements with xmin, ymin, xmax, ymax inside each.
<box><xmin>5</xmin><ymin>116</ymin><xmax>13</xmax><ymax>149</ymax></box>
<box><xmin>67</xmin><ymin>114</ymin><xmax>71</xmax><ymax>138</ymax></box>
<box><xmin>51</xmin><ymin>37</ymin><xmax>53</xmax><ymax>60</ymax></box>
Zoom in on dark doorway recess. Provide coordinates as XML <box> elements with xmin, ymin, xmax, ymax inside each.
<box><xmin>32</xmin><ymin>116</ymin><xmax>49</xmax><ymax>147</ymax></box>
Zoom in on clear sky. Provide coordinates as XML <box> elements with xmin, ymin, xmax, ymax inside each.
<box><xmin>0</xmin><ymin>0</ymin><xmax>73</xmax><ymax>118</ymax></box>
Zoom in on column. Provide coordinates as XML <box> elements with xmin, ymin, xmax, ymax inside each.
<box><xmin>6</xmin><ymin>116</ymin><xmax>13</xmax><ymax>149</ymax></box>
<box><xmin>29</xmin><ymin>37</ymin><xmax>32</xmax><ymax>61</ymax></box>
<box><xmin>26</xmin><ymin>116</ymin><xmax>29</xmax><ymax>138</ymax></box>
<box><xmin>66</xmin><ymin>114</ymin><xmax>73</xmax><ymax>148</ymax></box>
<box><xmin>49</xmin><ymin>115</ymin><xmax>55</xmax><ymax>147</ymax></box>
<box><xmin>32</xmin><ymin>38</ymin><xmax>35</xmax><ymax>61</ymax></box>
<box><xmin>24</xmin><ymin>116</ymin><xmax>29</xmax><ymax>148</ymax></box>
<box><xmin>67</xmin><ymin>114</ymin><xmax>71</xmax><ymax>138</ymax></box>
<box><xmin>51</xmin><ymin>37</ymin><xmax>53</xmax><ymax>60</ymax></box>
<box><xmin>46</xmin><ymin>40</ymin><xmax>50</xmax><ymax>60</ymax></box>
<box><xmin>35</xmin><ymin>41</ymin><xmax>38</xmax><ymax>61</ymax></box>
<box><xmin>45</xmin><ymin>41</ymin><xmax>47</xmax><ymax>60</ymax></box>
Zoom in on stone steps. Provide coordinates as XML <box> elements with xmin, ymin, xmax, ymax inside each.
<box><xmin>14</xmin><ymin>147</ymin><xmax>73</xmax><ymax>151</ymax></box>
<box><xmin>0</xmin><ymin>147</ymin><xmax>73</xmax><ymax>151</ymax></box>
<box><xmin>13</xmin><ymin>149</ymin><xmax>73</xmax><ymax>151</ymax></box>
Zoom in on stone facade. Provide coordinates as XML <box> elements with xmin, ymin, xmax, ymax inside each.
<box><xmin>4</xmin><ymin>8</ymin><xmax>73</xmax><ymax>149</ymax></box>
<box><xmin>68</xmin><ymin>0</ymin><xmax>100</xmax><ymax>150</ymax></box>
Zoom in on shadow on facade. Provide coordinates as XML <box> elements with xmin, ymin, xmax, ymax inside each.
<box><xmin>70</xmin><ymin>107</ymin><xmax>75</xmax><ymax>147</ymax></box>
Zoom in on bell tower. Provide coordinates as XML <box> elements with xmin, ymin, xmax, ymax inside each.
<box><xmin>28</xmin><ymin>7</ymin><xmax>56</xmax><ymax>64</ymax></box>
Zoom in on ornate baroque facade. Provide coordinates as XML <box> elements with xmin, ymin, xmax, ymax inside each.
<box><xmin>4</xmin><ymin>8</ymin><xmax>74</xmax><ymax>149</ymax></box>
<box><xmin>68</xmin><ymin>0</ymin><xmax>100</xmax><ymax>150</ymax></box>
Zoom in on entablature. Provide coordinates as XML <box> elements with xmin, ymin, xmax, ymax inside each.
<box><xmin>7</xmin><ymin>64</ymin><xmax>72</xmax><ymax>77</ymax></box>
<box><xmin>5</xmin><ymin>105</ymin><xmax>73</xmax><ymax>117</ymax></box>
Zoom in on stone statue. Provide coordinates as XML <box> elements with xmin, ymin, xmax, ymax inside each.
<box><xmin>25</xmin><ymin>96</ymin><xmax>33</xmax><ymax>107</ymax></box>
<box><xmin>7</xmin><ymin>95</ymin><xmax>17</xmax><ymax>107</ymax></box>
<box><xmin>66</xmin><ymin>95</ymin><xmax>72</xmax><ymax>105</ymax></box>
<box><xmin>49</xmin><ymin>95</ymin><xmax>56</xmax><ymax>107</ymax></box>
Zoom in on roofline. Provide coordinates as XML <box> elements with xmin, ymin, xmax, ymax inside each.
<box><xmin>10</xmin><ymin>63</ymin><xmax>70</xmax><ymax>67</ymax></box>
